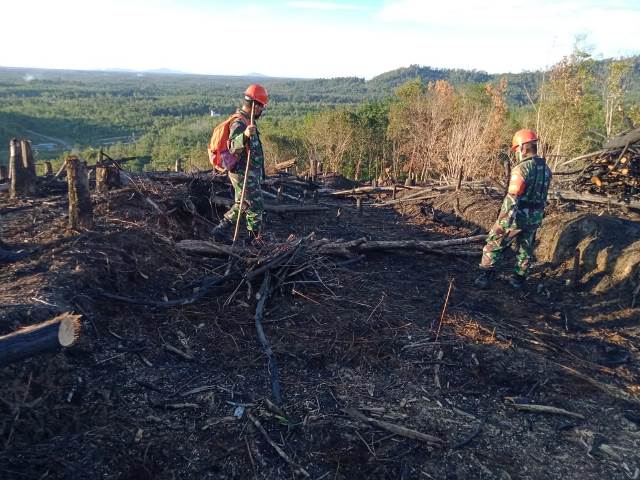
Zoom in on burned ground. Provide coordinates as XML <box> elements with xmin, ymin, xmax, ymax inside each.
<box><xmin>0</xmin><ymin>176</ymin><xmax>639</xmax><ymax>480</ymax></box>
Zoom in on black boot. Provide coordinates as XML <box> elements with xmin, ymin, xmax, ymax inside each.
<box><xmin>474</xmin><ymin>269</ymin><xmax>494</xmax><ymax>289</ymax></box>
<box><xmin>508</xmin><ymin>273</ymin><xmax>525</xmax><ymax>289</ymax></box>
<box><xmin>211</xmin><ymin>220</ymin><xmax>232</xmax><ymax>243</ymax></box>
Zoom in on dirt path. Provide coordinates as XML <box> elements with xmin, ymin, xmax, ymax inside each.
<box><xmin>0</xmin><ymin>181</ymin><xmax>638</xmax><ymax>479</ymax></box>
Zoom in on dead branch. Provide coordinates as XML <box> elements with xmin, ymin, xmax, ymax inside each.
<box><xmin>342</xmin><ymin>407</ymin><xmax>444</xmax><ymax>446</ymax></box>
<box><xmin>556</xmin><ymin>363</ymin><xmax>640</xmax><ymax>406</ymax></box>
<box><xmin>247</xmin><ymin>411</ymin><xmax>310</xmax><ymax>477</ymax></box>
<box><xmin>254</xmin><ymin>272</ymin><xmax>282</xmax><ymax>403</ymax></box>
<box><xmin>505</xmin><ymin>398</ymin><xmax>585</xmax><ymax>419</ymax></box>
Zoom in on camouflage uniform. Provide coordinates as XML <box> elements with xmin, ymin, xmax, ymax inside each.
<box><xmin>480</xmin><ymin>155</ymin><xmax>552</xmax><ymax>277</ymax></box>
<box><xmin>224</xmin><ymin>109</ymin><xmax>265</xmax><ymax>233</ymax></box>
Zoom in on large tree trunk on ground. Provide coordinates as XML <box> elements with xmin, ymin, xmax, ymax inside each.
<box><xmin>177</xmin><ymin>234</ymin><xmax>486</xmax><ymax>259</ymax></box>
<box><xmin>0</xmin><ymin>313</ymin><xmax>82</xmax><ymax>368</ymax></box>
<box><xmin>603</xmin><ymin>127</ymin><xmax>640</xmax><ymax>150</ymax></box>
<box><xmin>66</xmin><ymin>156</ymin><xmax>94</xmax><ymax>229</ymax></box>
<box><xmin>553</xmin><ymin>190</ymin><xmax>640</xmax><ymax>211</ymax></box>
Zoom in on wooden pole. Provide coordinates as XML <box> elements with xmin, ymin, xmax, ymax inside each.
<box><xmin>44</xmin><ymin>161</ymin><xmax>53</xmax><ymax>176</ymax></box>
<box><xmin>0</xmin><ymin>313</ymin><xmax>82</xmax><ymax>368</ymax></box>
<box><xmin>232</xmin><ymin>101</ymin><xmax>255</xmax><ymax>244</ymax></box>
<box><xmin>356</xmin><ymin>197</ymin><xmax>363</xmax><ymax>216</ymax></box>
<box><xmin>66</xmin><ymin>156</ymin><xmax>93</xmax><ymax>229</ymax></box>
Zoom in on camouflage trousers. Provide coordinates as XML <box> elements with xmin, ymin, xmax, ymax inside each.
<box><xmin>224</xmin><ymin>171</ymin><xmax>264</xmax><ymax>232</ymax></box>
<box><xmin>479</xmin><ymin>220</ymin><xmax>539</xmax><ymax>277</ymax></box>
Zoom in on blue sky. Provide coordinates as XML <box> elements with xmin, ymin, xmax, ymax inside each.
<box><xmin>2</xmin><ymin>0</ymin><xmax>639</xmax><ymax>78</ymax></box>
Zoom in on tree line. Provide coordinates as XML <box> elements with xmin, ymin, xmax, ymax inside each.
<box><xmin>0</xmin><ymin>51</ymin><xmax>638</xmax><ymax>179</ymax></box>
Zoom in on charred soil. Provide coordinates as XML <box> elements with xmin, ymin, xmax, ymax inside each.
<box><xmin>0</xmin><ymin>176</ymin><xmax>639</xmax><ymax>480</ymax></box>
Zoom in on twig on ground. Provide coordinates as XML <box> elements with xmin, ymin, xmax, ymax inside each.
<box><xmin>247</xmin><ymin>411</ymin><xmax>310</xmax><ymax>478</ymax></box>
<box><xmin>342</xmin><ymin>408</ymin><xmax>444</xmax><ymax>446</ymax></box>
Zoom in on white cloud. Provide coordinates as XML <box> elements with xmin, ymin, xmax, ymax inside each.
<box><xmin>376</xmin><ymin>0</ymin><xmax>640</xmax><ymax>70</ymax></box>
<box><xmin>0</xmin><ymin>0</ymin><xmax>638</xmax><ymax>78</ymax></box>
<box><xmin>287</xmin><ymin>1</ymin><xmax>367</xmax><ymax>10</ymax></box>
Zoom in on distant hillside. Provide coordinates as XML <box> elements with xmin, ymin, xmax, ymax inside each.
<box><xmin>365</xmin><ymin>55</ymin><xmax>640</xmax><ymax>106</ymax></box>
<box><xmin>368</xmin><ymin>64</ymin><xmax>492</xmax><ymax>88</ymax></box>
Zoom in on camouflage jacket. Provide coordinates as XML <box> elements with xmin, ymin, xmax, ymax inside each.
<box><xmin>228</xmin><ymin>109</ymin><xmax>264</xmax><ymax>177</ymax></box>
<box><xmin>499</xmin><ymin>155</ymin><xmax>552</xmax><ymax>227</ymax></box>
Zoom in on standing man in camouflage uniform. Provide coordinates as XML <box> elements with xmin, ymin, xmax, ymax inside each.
<box><xmin>212</xmin><ymin>84</ymin><xmax>268</xmax><ymax>242</ymax></box>
<box><xmin>475</xmin><ymin>129</ymin><xmax>552</xmax><ymax>289</ymax></box>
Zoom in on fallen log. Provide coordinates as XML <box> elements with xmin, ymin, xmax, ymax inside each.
<box><xmin>176</xmin><ymin>235</ymin><xmax>485</xmax><ymax>259</ymax></box>
<box><xmin>604</xmin><ymin>127</ymin><xmax>640</xmax><ymax>150</ymax></box>
<box><xmin>328</xmin><ymin>185</ymin><xmax>406</xmax><ymax>197</ymax></box>
<box><xmin>211</xmin><ymin>195</ymin><xmax>328</xmax><ymax>213</ymax></box>
<box><xmin>552</xmin><ymin>190</ymin><xmax>640</xmax><ymax>211</ymax></box>
<box><xmin>314</xmin><ymin>235</ymin><xmax>486</xmax><ymax>256</ymax></box>
<box><xmin>0</xmin><ymin>313</ymin><xmax>82</xmax><ymax>367</ymax></box>
<box><xmin>274</xmin><ymin>158</ymin><xmax>297</xmax><ymax>171</ymax></box>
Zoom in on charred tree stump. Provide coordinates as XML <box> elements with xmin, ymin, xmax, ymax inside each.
<box><xmin>66</xmin><ymin>156</ymin><xmax>93</xmax><ymax>229</ymax></box>
<box><xmin>8</xmin><ymin>139</ymin><xmax>17</xmax><ymax>182</ymax></box>
<box><xmin>456</xmin><ymin>166</ymin><xmax>464</xmax><ymax>191</ymax></box>
<box><xmin>0</xmin><ymin>165</ymin><xmax>7</xmax><ymax>182</ymax></box>
<box><xmin>0</xmin><ymin>313</ymin><xmax>82</xmax><ymax>367</ymax></box>
<box><xmin>10</xmin><ymin>139</ymin><xmax>37</xmax><ymax>198</ymax></box>
<box><xmin>44</xmin><ymin>161</ymin><xmax>53</xmax><ymax>176</ymax></box>
<box><xmin>96</xmin><ymin>165</ymin><xmax>120</xmax><ymax>193</ymax></box>
<box><xmin>21</xmin><ymin>139</ymin><xmax>37</xmax><ymax>178</ymax></box>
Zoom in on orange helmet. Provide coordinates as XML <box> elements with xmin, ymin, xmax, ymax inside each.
<box><xmin>511</xmin><ymin>129</ymin><xmax>538</xmax><ymax>151</ymax></box>
<box><xmin>244</xmin><ymin>84</ymin><xmax>269</xmax><ymax>106</ymax></box>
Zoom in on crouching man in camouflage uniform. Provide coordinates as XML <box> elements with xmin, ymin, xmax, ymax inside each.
<box><xmin>212</xmin><ymin>84</ymin><xmax>268</xmax><ymax>243</ymax></box>
<box><xmin>475</xmin><ymin>129</ymin><xmax>552</xmax><ymax>289</ymax></box>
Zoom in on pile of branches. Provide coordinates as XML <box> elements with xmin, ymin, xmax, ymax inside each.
<box><xmin>573</xmin><ymin>128</ymin><xmax>640</xmax><ymax>202</ymax></box>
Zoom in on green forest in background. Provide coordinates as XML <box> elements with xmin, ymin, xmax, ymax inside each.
<box><xmin>1</xmin><ymin>51</ymin><xmax>638</xmax><ymax>181</ymax></box>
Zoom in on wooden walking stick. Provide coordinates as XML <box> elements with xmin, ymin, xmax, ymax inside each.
<box><xmin>232</xmin><ymin>101</ymin><xmax>256</xmax><ymax>245</ymax></box>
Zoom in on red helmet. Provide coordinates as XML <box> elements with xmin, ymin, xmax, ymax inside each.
<box><xmin>511</xmin><ymin>129</ymin><xmax>538</xmax><ymax>151</ymax></box>
<box><xmin>244</xmin><ymin>84</ymin><xmax>269</xmax><ymax>106</ymax></box>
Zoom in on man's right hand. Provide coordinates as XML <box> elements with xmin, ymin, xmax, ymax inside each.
<box><xmin>244</xmin><ymin>124</ymin><xmax>256</xmax><ymax>138</ymax></box>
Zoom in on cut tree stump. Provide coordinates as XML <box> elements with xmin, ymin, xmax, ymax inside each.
<box><xmin>44</xmin><ymin>161</ymin><xmax>53</xmax><ymax>176</ymax></box>
<box><xmin>9</xmin><ymin>139</ymin><xmax>37</xmax><ymax>198</ymax></box>
<box><xmin>0</xmin><ymin>313</ymin><xmax>82</xmax><ymax>368</ymax></box>
<box><xmin>66</xmin><ymin>156</ymin><xmax>94</xmax><ymax>229</ymax></box>
<box><xmin>96</xmin><ymin>165</ymin><xmax>121</xmax><ymax>193</ymax></box>
<box><xmin>0</xmin><ymin>165</ymin><xmax>7</xmax><ymax>181</ymax></box>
